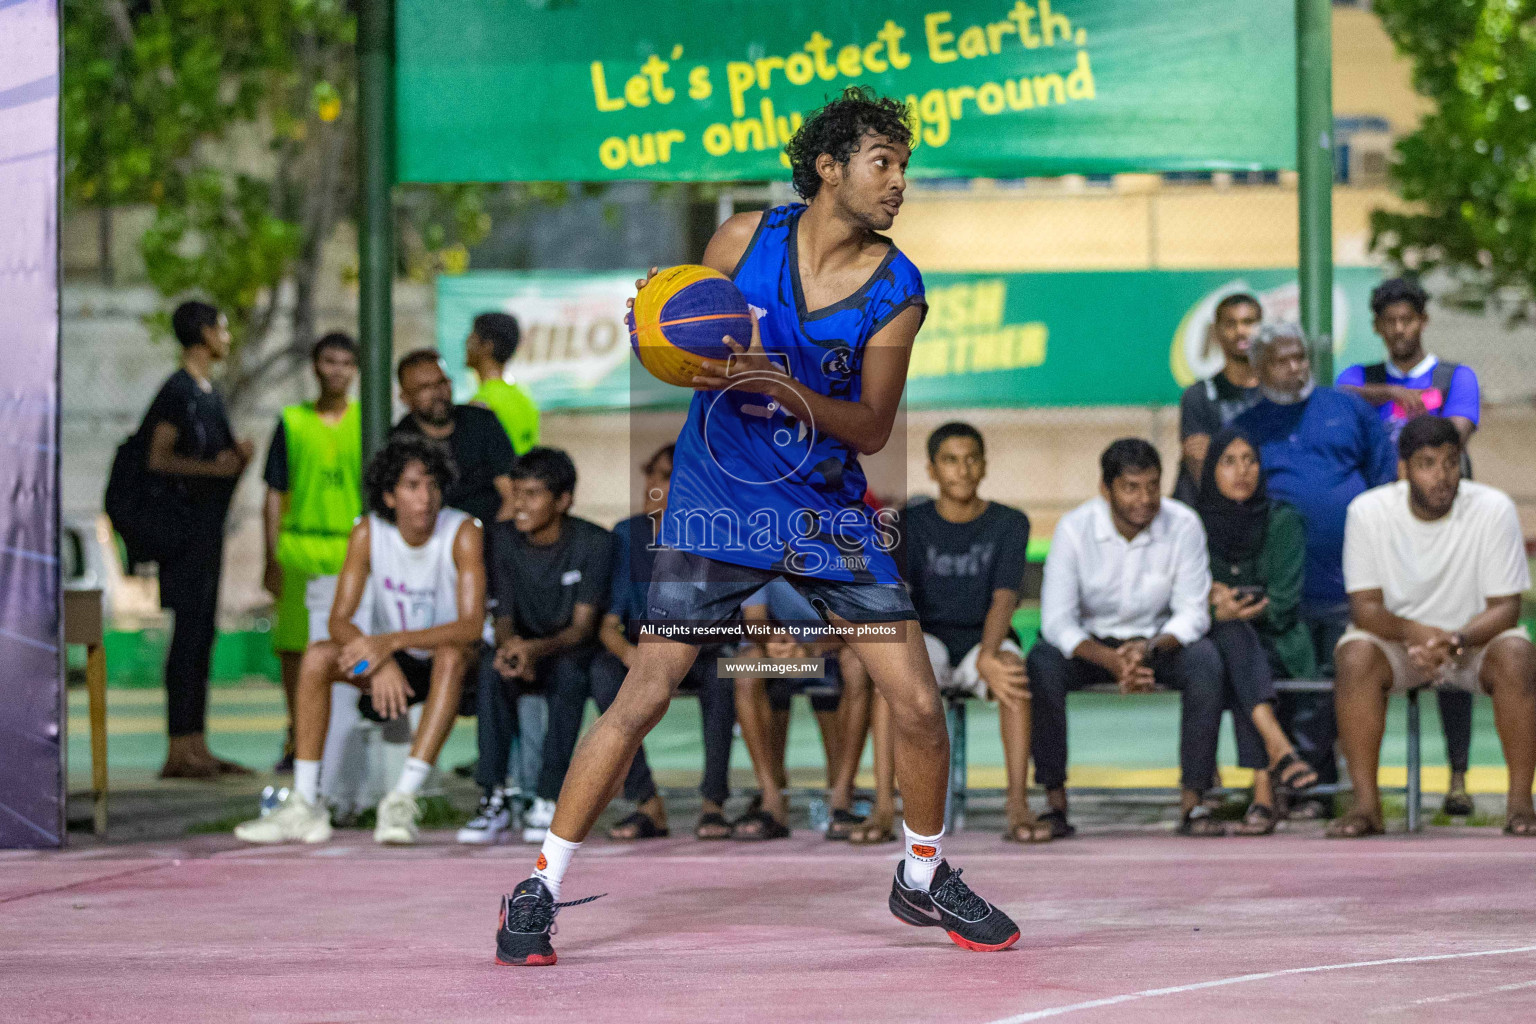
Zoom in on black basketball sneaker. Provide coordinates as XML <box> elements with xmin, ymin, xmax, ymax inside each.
<box><xmin>889</xmin><ymin>860</ymin><xmax>1020</xmax><ymax>952</ymax></box>
<box><xmin>494</xmin><ymin>877</ymin><xmax>605</xmax><ymax>967</ymax></box>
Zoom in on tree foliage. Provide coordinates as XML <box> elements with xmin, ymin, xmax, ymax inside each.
<box><xmin>1371</xmin><ymin>0</ymin><xmax>1536</xmax><ymax>323</ymax></box>
<box><xmin>62</xmin><ymin>0</ymin><xmax>493</xmax><ymax>411</ymax></box>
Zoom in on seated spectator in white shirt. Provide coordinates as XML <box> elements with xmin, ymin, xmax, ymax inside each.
<box><xmin>1028</xmin><ymin>439</ymin><xmax>1226</xmax><ymax>837</ymax></box>
<box><xmin>1329</xmin><ymin>416</ymin><xmax>1536</xmax><ymax>838</ymax></box>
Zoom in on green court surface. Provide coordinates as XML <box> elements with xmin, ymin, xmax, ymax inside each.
<box><xmin>68</xmin><ymin>678</ymin><xmax>1507</xmax><ymax>795</ymax></box>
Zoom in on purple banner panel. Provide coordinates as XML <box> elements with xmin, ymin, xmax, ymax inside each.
<box><xmin>0</xmin><ymin>0</ymin><xmax>63</xmax><ymax>848</ymax></box>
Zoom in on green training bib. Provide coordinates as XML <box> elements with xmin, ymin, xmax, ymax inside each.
<box><xmin>275</xmin><ymin>401</ymin><xmax>362</xmax><ymax>576</ymax></box>
<box><xmin>473</xmin><ymin>377</ymin><xmax>540</xmax><ymax>455</ymax></box>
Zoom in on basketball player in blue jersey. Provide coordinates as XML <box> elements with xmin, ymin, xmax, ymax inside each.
<box><xmin>496</xmin><ymin>87</ymin><xmax>1019</xmax><ymax>966</ymax></box>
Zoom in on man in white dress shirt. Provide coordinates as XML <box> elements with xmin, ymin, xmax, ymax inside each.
<box><xmin>1027</xmin><ymin>439</ymin><xmax>1225</xmax><ymax>837</ymax></box>
<box><xmin>1329</xmin><ymin>415</ymin><xmax>1536</xmax><ymax>838</ymax></box>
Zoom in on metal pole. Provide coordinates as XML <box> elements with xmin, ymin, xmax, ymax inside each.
<box><xmin>1406</xmin><ymin>689</ymin><xmax>1422</xmax><ymax>833</ymax></box>
<box><xmin>358</xmin><ymin>0</ymin><xmax>396</xmax><ymax>463</ymax></box>
<box><xmin>1297</xmin><ymin>0</ymin><xmax>1334</xmax><ymax>384</ymax></box>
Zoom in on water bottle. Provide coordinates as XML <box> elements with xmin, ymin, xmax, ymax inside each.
<box><xmin>808</xmin><ymin>796</ymin><xmax>830</xmax><ymax>833</ymax></box>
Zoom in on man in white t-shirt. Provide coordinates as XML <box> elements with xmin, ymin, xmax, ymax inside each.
<box><xmin>235</xmin><ymin>435</ymin><xmax>487</xmax><ymax>847</ymax></box>
<box><xmin>1330</xmin><ymin>416</ymin><xmax>1536</xmax><ymax>838</ymax></box>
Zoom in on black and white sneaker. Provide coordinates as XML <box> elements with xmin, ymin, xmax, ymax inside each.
<box><xmin>494</xmin><ymin>877</ymin><xmax>606</xmax><ymax>967</ymax></box>
<box><xmin>457</xmin><ymin>788</ymin><xmax>513</xmax><ymax>845</ymax></box>
<box><xmin>889</xmin><ymin>860</ymin><xmax>1020</xmax><ymax>952</ymax></box>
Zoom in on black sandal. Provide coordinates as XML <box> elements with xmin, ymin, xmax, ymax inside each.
<box><xmin>1443</xmin><ymin>788</ymin><xmax>1475</xmax><ymax>817</ymax></box>
<box><xmin>1177</xmin><ymin>805</ymin><xmax>1228</xmax><ymax>837</ymax></box>
<box><xmin>1036</xmin><ymin>809</ymin><xmax>1077</xmax><ymax>839</ymax></box>
<box><xmin>607</xmin><ymin>810</ymin><xmax>669</xmax><ymax>841</ymax></box>
<box><xmin>1269</xmin><ymin>752</ymin><xmax>1319</xmax><ymax>794</ymax></box>
<box><xmin>1233</xmin><ymin>803</ymin><xmax>1276</xmax><ymax>836</ymax></box>
<box><xmin>732</xmin><ymin>809</ymin><xmax>790</xmax><ymax>841</ymax></box>
<box><xmin>694</xmin><ymin>811</ymin><xmax>733</xmax><ymax>840</ymax></box>
<box><xmin>825</xmin><ymin>808</ymin><xmax>864</xmax><ymax>841</ymax></box>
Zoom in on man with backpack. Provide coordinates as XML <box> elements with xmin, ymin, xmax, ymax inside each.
<box><xmin>1337</xmin><ymin>276</ymin><xmax>1483</xmax><ymax>817</ymax></box>
<box><xmin>109</xmin><ymin>300</ymin><xmax>254</xmax><ymax>779</ymax></box>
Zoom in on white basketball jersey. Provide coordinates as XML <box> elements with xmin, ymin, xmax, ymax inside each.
<box><xmin>366</xmin><ymin>508</ymin><xmax>470</xmax><ymax>659</ymax></box>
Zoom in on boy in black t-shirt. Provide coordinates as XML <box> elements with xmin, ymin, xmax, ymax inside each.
<box><xmin>1173</xmin><ymin>293</ymin><xmax>1264</xmax><ymax>504</ymax></box>
<box><xmin>140</xmin><ymin>300</ymin><xmax>254</xmax><ymax>779</ymax></box>
<box><xmin>461</xmin><ymin>447</ymin><xmax>612</xmax><ymax>845</ymax></box>
<box><xmin>853</xmin><ymin>423</ymin><xmax>1048</xmax><ymax>844</ymax></box>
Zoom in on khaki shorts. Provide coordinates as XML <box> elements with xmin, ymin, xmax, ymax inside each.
<box><xmin>1336</xmin><ymin>625</ymin><xmax>1531</xmax><ymax>694</ymax></box>
<box><xmin>923</xmin><ymin>634</ymin><xmax>1024</xmax><ymax>700</ymax></box>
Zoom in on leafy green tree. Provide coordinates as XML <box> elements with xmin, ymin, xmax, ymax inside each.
<box><xmin>1371</xmin><ymin>0</ymin><xmax>1536</xmax><ymax>323</ymax></box>
<box><xmin>62</xmin><ymin>0</ymin><xmax>491</xmax><ymax>411</ymax></box>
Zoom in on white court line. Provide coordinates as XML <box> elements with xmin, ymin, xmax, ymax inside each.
<box><xmin>1369</xmin><ymin>977</ymin><xmax>1536</xmax><ymax>1013</ymax></box>
<box><xmin>983</xmin><ymin>946</ymin><xmax>1536</xmax><ymax>1024</ymax></box>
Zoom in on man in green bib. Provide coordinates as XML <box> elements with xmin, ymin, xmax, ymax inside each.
<box><xmin>466</xmin><ymin>312</ymin><xmax>540</xmax><ymax>455</ymax></box>
<box><xmin>263</xmin><ymin>333</ymin><xmax>363</xmax><ymax>771</ymax></box>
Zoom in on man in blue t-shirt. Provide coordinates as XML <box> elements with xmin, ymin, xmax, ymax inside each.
<box><xmin>1336</xmin><ymin>276</ymin><xmax>1483</xmax><ymax>816</ymax></box>
<box><xmin>733</xmin><ymin>579</ymin><xmax>860</xmax><ymax>840</ymax></box>
<box><xmin>1337</xmin><ymin>277</ymin><xmax>1480</xmax><ymax>446</ymax></box>
<box><xmin>588</xmin><ymin>444</ymin><xmax>737</xmax><ymax>843</ymax></box>
<box><xmin>1236</xmin><ymin>323</ymin><xmax>1397</xmax><ymax>804</ymax></box>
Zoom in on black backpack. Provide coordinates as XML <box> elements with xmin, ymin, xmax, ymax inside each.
<box><xmin>104</xmin><ymin>416</ymin><xmax>195</xmax><ymax>570</ymax></box>
<box><xmin>1362</xmin><ymin>360</ymin><xmax>1474</xmax><ymax>478</ymax></box>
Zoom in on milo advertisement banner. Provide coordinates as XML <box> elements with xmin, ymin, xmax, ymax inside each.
<box><xmin>436</xmin><ymin>267</ymin><xmax>1384</xmax><ymax>411</ymax></box>
<box><xmin>397</xmin><ymin>0</ymin><xmax>1295</xmax><ymax>183</ymax></box>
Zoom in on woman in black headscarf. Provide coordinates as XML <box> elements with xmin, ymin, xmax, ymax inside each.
<box><xmin>1196</xmin><ymin>427</ymin><xmax>1317</xmax><ymax>834</ymax></box>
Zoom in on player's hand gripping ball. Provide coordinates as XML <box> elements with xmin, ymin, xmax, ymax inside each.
<box><xmin>626</xmin><ymin>265</ymin><xmax>755</xmax><ymax>387</ymax></box>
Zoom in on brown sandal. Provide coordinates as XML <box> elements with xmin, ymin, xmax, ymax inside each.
<box><xmin>1003</xmin><ymin>817</ymin><xmax>1053</xmax><ymax>843</ymax></box>
<box><xmin>1325</xmin><ymin>810</ymin><xmax>1384</xmax><ymax>838</ymax></box>
<box><xmin>848</xmin><ymin>814</ymin><xmax>896</xmax><ymax>845</ymax></box>
<box><xmin>1504</xmin><ymin>811</ymin><xmax>1536</xmax><ymax>836</ymax></box>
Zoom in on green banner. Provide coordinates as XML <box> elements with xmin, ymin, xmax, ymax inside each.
<box><xmin>437</xmin><ymin>267</ymin><xmax>1384</xmax><ymax>411</ymax></box>
<box><xmin>398</xmin><ymin>0</ymin><xmax>1296</xmax><ymax>183</ymax></box>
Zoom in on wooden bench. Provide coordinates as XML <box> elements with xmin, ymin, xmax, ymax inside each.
<box><xmin>943</xmin><ymin>679</ymin><xmax>1428</xmax><ymax>833</ymax></box>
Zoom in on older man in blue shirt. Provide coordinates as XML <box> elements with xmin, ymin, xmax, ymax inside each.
<box><xmin>1235</xmin><ymin>324</ymin><xmax>1397</xmax><ymax>804</ymax></box>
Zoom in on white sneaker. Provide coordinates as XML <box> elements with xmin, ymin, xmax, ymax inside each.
<box><xmin>374</xmin><ymin>791</ymin><xmax>421</xmax><ymax>845</ymax></box>
<box><xmin>522</xmin><ymin>797</ymin><xmax>555</xmax><ymax>843</ymax></box>
<box><xmin>457</xmin><ymin>788</ymin><xmax>512</xmax><ymax>845</ymax></box>
<box><xmin>234</xmin><ymin>792</ymin><xmax>333</xmax><ymax>845</ymax></box>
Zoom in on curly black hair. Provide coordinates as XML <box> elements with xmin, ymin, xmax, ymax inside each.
<box><xmin>364</xmin><ymin>434</ymin><xmax>459</xmax><ymax>522</ymax></box>
<box><xmin>1370</xmin><ymin>276</ymin><xmax>1428</xmax><ymax>317</ymax></box>
<box><xmin>785</xmin><ymin>86</ymin><xmax>913</xmax><ymax>201</ymax></box>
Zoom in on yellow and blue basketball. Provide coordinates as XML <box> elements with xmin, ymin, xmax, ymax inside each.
<box><xmin>626</xmin><ymin>264</ymin><xmax>754</xmax><ymax>387</ymax></box>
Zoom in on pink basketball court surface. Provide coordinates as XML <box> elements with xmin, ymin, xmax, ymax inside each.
<box><xmin>5</xmin><ymin>828</ymin><xmax>1534</xmax><ymax>1023</ymax></box>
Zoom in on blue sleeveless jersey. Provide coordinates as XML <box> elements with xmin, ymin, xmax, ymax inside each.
<box><xmin>661</xmin><ymin>204</ymin><xmax>926</xmax><ymax>583</ymax></box>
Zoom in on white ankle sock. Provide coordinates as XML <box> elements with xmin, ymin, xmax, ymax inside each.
<box><xmin>532</xmin><ymin>831</ymin><xmax>581</xmax><ymax>901</ymax></box>
<box><xmin>293</xmin><ymin>759</ymin><xmax>321</xmax><ymax>805</ymax></box>
<box><xmin>393</xmin><ymin>757</ymin><xmax>432</xmax><ymax>797</ymax></box>
<box><xmin>903</xmin><ymin>823</ymin><xmax>944</xmax><ymax>891</ymax></box>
